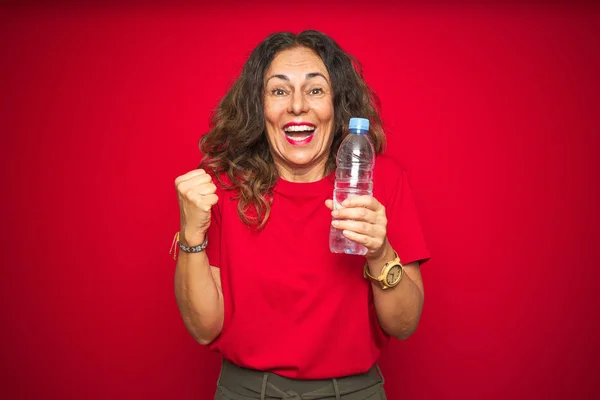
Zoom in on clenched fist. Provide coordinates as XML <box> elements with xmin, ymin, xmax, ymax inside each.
<box><xmin>175</xmin><ymin>169</ymin><xmax>218</xmax><ymax>246</ymax></box>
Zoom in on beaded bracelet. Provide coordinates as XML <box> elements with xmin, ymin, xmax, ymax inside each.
<box><xmin>169</xmin><ymin>232</ymin><xmax>208</xmax><ymax>260</ymax></box>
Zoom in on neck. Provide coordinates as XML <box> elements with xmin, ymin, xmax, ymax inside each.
<box><xmin>275</xmin><ymin>159</ymin><xmax>329</xmax><ymax>183</ymax></box>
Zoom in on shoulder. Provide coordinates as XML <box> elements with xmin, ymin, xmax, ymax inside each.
<box><xmin>372</xmin><ymin>154</ymin><xmax>413</xmax><ymax>208</ymax></box>
<box><xmin>374</xmin><ymin>153</ymin><xmax>407</xmax><ymax>182</ymax></box>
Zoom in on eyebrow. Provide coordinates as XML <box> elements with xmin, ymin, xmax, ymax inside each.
<box><xmin>265</xmin><ymin>72</ymin><xmax>329</xmax><ymax>84</ymax></box>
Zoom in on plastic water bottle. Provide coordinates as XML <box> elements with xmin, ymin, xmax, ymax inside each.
<box><xmin>329</xmin><ymin>117</ymin><xmax>375</xmax><ymax>255</ymax></box>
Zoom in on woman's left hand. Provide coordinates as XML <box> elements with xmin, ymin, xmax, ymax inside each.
<box><xmin>325</xmin><ymin>196</ymin><xmax>388</xmax><ymax>260</ymax></box>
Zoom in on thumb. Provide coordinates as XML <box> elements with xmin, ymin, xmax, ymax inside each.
<box><xmin>324</xmin><ymin>199</ymin><xmax>334</xmax><ymax>211</ymax></box>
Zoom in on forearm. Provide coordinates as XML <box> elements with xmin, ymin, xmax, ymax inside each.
<box><xmin>174</xmin><ymin>250</ymin><xmax>224</xmax><ymax>345</ymax></box>
<box><xmin>367</xmin><ymin>242</ymin><xmax>424</xmax><ymax>340</ymax></box>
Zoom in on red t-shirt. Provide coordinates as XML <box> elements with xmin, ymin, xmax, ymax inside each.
<box><xmin>205</xmin><ymin>154</ymin><xmax>430</xmax><ymax>379</ymax></box>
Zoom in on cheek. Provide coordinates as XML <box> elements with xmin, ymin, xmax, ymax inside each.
<box><xmin>318</xmin><ymin>100</ymin><xmax>334</xmax><ymax>123</ymax></box>
<box><xmin>265</xmin><ymin>124</ymin><xmax>279</xmax><ymax>144</ymax></box>
<box><xmin>264</xmin><ymin>100</ymin><xmax>288</xmax><ymax>127</ymax></box>
<box><xmin>264</xmin><ymin>96</ymin><xmax>277</xmax><ymax>116</ymax></box>
<box><xmin>317</xmin><ymin>103</ymin><xmax>334</xmax><ymax>133</ymax></box>
<box><xmin>263</xmin><ymin>102</ymin><xmax>273</xmax><ymax>122</ymax></box>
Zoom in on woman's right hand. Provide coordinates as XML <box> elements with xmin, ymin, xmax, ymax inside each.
<box><xmin>174</xmin><ymin>169</ymin><xmax>219</xmax><ymax>246</ymax></box>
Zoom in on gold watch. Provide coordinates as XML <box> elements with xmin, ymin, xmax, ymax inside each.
<box><xmin>364</xmin><ymin>252</ymin><xmax>404</xmax><ymax>290</ymax></box>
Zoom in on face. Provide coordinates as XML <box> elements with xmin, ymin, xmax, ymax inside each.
<box><xmin>263</xmin><ymin>47</ymin><xmax>334</xmax><ymax>182</ymax></box>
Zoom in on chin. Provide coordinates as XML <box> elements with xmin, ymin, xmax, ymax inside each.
<box><xmin>283</xmin><ymin>152</ymin><xmax>318</xmax><ymax>166</ymax></box>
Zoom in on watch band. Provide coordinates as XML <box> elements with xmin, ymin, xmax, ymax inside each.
<box><xmin>364</xmin><ymin>251</ymin><xmax>403</xmax><ymax>289</ymax></box>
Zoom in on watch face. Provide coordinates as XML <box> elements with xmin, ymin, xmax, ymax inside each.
<box><xmin>386</xmin><ymin>265</ymin><xmax>403</xmax><ymax>286</ymax></box>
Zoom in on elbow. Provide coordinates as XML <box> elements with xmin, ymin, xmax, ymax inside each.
<box><xmin>393</xmin><ymin>298</ymin><xmax>424</xmax><ymax>340</ymax></box>
<box><xmin>192</xmin><ymin>324</ymin><xmax>222</xmax><ymax>346</ymax></box>
<box><xmin>194</xmin><ymin>326</ymin><xmax>221</xmax><ymax>346</ymax></box>
<box><xmin>183</xmin><ymin>316</ymin><xmax>223</xmax><ymax>346</ymax></box>
<box><xmin>385</xmin><ymin>314</ymin><xmax>421</xmax><ymax>341</ymax></box>
<box><xmin>196</xmin><ymin>336</ymin><xmax>216</xmax><ymax>346</ymax></box>
<box><xmin>393</xmin><ymin>325</ymin><xmax>418</xmax><ymax>341</ymax></box>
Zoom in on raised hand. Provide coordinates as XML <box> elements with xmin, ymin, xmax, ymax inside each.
<box><xmin>175</xmin><ymin>169</ymin><xmax>218</xmax><ymax>246</ymax></box>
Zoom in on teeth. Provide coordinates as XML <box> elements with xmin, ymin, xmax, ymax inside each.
<box><xmin>288</xmin><ymin>135</ymin><xmax>310</xmax><ymax>141</ymax></box>
<box><xmin>284</xmin><ymin>125</ymin><xmax>315</xmax><ymax>133</ymax></box>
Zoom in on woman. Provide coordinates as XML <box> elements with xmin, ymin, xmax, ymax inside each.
<box><xmin>173</xmin><ymin>30</ymin><xmax>430</xmax><ymax>399</ymax></box>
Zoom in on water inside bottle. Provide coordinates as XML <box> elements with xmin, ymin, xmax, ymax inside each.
<box><xmin>329</xmin><ymin>183</ymin><xmax>372</xmax><ymax>255</ymax></box>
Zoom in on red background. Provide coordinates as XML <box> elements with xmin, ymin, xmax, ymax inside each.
<box><xmin>1</xmin><ymin>1</ymin><xmax>599</xmax><ymax>399</ymax></box>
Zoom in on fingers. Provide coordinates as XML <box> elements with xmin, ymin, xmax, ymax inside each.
<box><xmin>332</xmin><ymin>206</ymin><xmax>374</xmax><ymax>223</ymax></box>
<box><xmin>340</xmin><ymin>195</ymin><xmax>383</xmax><ymax>211</ymax></box>
<box><xmin>175</xmin><ymin>169</ymin><xmax>219</xmax><ymax>240</ymax></box>
<box><xmin>332</xmin><ymin>203</ymin><xmax>386</xmax><ymax>227</ymax></box>
<box><xmin>329</xmin><ymin>194</ymin><xmax>387</xmax><ymax>255</ymax></box>
<box><xmin>331</xmin><ymin>219</ymin><xmax>385</xmax><ymax>240</ymax></box>
<box><xmin>176</xmin><ymin>169</ymin><xmax>218</xmax><ymax>213</ymax></box>
<box><xmin>186</xmin><ymin>182</ymin><xmax>217</xmax><ymax>196</ymax></box>
<box><xmin>189</xmin><ymin>193</ymin><xmax>219</xmax><ymax>212</ymax></box>
<box><xmin>176</xmin><ymin>170</ymin><xmax>214</xmax><ymax>194</ymax></box>
<box><xmin>331</xmin><ymin>195</ymin><xmax>385</xmax><ymax>220</ymax></box>
<box><xmin>339</xmin><ymin>229</ymin><xmax>386</xmax><ymax>252</ymax></box>
<box><xmin>202</xmin><ymin>194</ymin><xmax>219</xmax><ymax>207</ymax></box>
<box><xmin>175</xmin><ymin>168</ymin><xmax>208</xmax><ymax>186</ymax></box>
<box><xmin>324</xmin><ymin>199</ymin><xmax>334</xmax><ymax>211</ymax></box>
<box><xmin>180</xmin><ymin>182</ymin><xmax>218</xmax><ymax>213</ymax></box>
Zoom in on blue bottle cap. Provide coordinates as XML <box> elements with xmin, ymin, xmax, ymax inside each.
<box><xmin>349</xmin><ymin>118</ymin><xmax>370</xmax><ymax>132</ymax></box>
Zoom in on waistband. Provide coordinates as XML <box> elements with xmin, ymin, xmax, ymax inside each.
<box><xmin>216</xmin><ymin>359</ymin><xmax>385</xmax><ymax>400</ymax></box>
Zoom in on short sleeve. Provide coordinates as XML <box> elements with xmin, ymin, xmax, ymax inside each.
<box><xmin>384</xmin><ymin>166</ymin><xmax>431</xmax><ymax>266</ymax></box>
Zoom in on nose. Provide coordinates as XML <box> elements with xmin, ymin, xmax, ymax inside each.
<box><xmin>288</xmin><ymin>90</ymin><xmax>309</xmax><ymax>115</ymax></box>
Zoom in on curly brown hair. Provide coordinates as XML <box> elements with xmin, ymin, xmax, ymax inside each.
<box><xmin>199</xmin><ymin>30</ymin><xmax>386</xmax><ymax>229</ymax></box>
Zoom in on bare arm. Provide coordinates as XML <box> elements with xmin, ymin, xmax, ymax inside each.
<box><xmin>173</xmin><ymin>169</ymin><xmax>224</xmax><ymax>345</ymax></box>
<box><xmin>174</xmin><ymin>253</ymin><xmax>224</xmax><ymax>345</ymax></box>
<box><xmin>365</xmin><ymin>241</ymin><xmax>424</xmax><ymax>340</ymax></box>
<box><xmin>327</xmin><ymin>197</ymin><xmax>425</xmax><ymax>340</ymax></box>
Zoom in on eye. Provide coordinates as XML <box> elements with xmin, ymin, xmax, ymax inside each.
<box><xmin>271</xmin><ymin>88</ymin><xmax>287</xmax><ymax>96</ymax></box>
<box><xmin>309</xmin><ymin>88</ymin><xmax>324</xmax><ymax>95</ymax></box>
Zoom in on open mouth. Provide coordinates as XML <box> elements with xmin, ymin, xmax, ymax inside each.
<box><xmin>283</xmin><ymin>123</ymin><xmax>316</xmax><ymax>145</ymax></box>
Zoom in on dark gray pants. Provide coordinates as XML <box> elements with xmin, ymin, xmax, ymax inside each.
<box><xmin>214</xmin><ymin>359</ymin><xmax>387</xmax><ymax>400</ymax></box>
